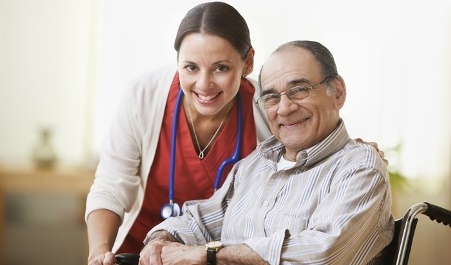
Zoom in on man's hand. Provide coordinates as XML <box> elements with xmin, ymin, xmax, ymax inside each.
<box><xmin>139</xmin><ymin>240</ymin><xmax>204</xmax><ymax>265</ymax></box>
<box><xmin>139</xmin><ymin>238</ymin><xmax>167</xmax><ymax>265</ymax></box>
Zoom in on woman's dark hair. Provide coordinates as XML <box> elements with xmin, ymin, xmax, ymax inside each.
<box><xmin>174</xmin><ymin>1</ymin><xmax>252</xmax><ymax>61</ymax></box>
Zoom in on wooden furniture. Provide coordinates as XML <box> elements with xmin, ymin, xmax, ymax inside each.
<box><xmin>0</xmin><ymin>164</ymin><xmax>94</xmax><ymax>265</ymax></box>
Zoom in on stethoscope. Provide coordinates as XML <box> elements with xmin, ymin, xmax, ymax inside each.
<box><xmin>160</xmin><ymin>88</ymin><xmax>243</xmax><ymax>219</ymax></box>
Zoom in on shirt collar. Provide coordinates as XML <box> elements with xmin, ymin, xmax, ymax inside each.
<box><xmin>258</xmin><ymin>119</ymin><xmax>350</xmax><ymax>169</ymax></box>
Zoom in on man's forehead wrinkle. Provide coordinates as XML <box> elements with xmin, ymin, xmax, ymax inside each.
<box><xmin>263</xmin><ymin>72</ymin><xmax>309</xmax><ymax>91</ymax></box>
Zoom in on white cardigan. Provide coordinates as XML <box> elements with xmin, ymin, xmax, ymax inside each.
<box><xmin>85</xmin><ymin>64</ymin><xmax>271</xmax><ymax>251</ymax></box>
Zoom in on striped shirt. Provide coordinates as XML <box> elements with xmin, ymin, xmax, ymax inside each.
<box><xmin>146</xmin><ymin>120</ymin><xmax>395</xmax><ymax>265</ymax></box>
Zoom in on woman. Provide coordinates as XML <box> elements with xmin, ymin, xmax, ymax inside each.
<box><xmin>86</xmin><ymin>2</ymin><xmax>271</xmax><ymax>264</ymax></box>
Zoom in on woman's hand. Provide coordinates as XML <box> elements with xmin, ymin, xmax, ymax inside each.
<box><xmin>356</xmin><ymin>138</ymin><xmax>389</xmax><ymax>165</ymax></box>
<box><xmin>88</xmin><ymin>251</ymin><xmax>116</xmax><ymax>265</ymax></box>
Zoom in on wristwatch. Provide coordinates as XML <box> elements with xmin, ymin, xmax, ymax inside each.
<box><xmin>205</xmin><ymin>241</ymin><xmax>224</xmax><ymax>265</ymax></box>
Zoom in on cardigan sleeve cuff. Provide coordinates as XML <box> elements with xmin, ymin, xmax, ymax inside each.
<box><xmin>85</xmin><ymin>192</ymin><xmax>126</xmax><ymax>222</ymax></box>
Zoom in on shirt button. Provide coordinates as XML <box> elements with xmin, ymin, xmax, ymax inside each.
<box><xmin>263</xmin><ymin>201</ymin><xmax>269</xmax><ymax>207</ymax></box>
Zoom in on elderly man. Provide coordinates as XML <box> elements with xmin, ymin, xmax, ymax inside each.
<box><xmin>138</xmin><ymin>40</ymin><xmax>394</xmax><ymax>265</ymax></box>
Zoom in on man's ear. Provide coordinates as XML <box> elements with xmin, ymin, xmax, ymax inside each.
<box><xmin>333</xmin><ymin>75</ymin><xmax>346</xmax><ymax>109</ymax></box>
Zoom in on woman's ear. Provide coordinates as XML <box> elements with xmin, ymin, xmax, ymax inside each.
<box><xmin>244</xmin><ymin>47</ymin><xmax>255</xmax><ymax>76</ymax></box>
<box><xmin>333</xmin><ymin>75</ymin><xmax>346</xmax><ymax>109</ymax></box>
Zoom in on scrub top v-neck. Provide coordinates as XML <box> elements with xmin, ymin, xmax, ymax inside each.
<box><xmin>117</xmin><ymin>74</ymin><xmax>258</xmax><ymax>253</ymax></box>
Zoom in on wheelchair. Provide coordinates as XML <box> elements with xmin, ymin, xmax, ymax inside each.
<box><xmin>114</xmin><ymin>201</ymin><xmax>451</xmax><ymax>265</ymax></box>
<box><xmin>383</xmin><ymin>201</ymin><xmax>451</xmax><ymax>265</ymax></box>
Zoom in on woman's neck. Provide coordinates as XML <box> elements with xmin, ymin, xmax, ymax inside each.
<box><xmin>183</xmin><ymin>98</ymin><xmax>235</xmax><ymax>157</ymax></box>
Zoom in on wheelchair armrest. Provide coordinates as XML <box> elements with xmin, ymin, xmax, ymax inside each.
<box><xmin>424</xmin><ymin>202</ymin><xmax>451</xmax><ymax>226</ymax></box>
<box><xmin>115</xmin><ymin>253</ymin><xmax>139</xmax><ymax>265</ymax></box>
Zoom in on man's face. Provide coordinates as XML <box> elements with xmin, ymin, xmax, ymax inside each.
<box><xmin>259</xmin><ymin>47</ymin><xmax>346</xmax><ymax>161</ymax></box>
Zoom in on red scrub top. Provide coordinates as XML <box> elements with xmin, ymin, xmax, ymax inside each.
<box><xmin>117</xmin><ymin>73</ymin><xmax>258</xmax><ymax>253</ymax></box>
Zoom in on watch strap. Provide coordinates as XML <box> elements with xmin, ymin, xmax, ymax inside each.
<box><xmin>206</xmin><ymin>248</ymin><xmax>217</xmax><ymax>265</ymax></box>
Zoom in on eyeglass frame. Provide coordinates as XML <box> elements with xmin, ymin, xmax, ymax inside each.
<box><xmin>256</xmin><ymin>75</ymin><xmax>335</xmax><ymax>109</ymax></box>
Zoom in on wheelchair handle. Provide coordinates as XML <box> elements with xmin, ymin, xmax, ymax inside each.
<box><xmin>424</xmin><ymin>201</ymin><xmax>451</xmax><ymax>227</ymax></box>
<box><xmin>115</xmin><ymin>253</ymin><xmax>140</xmax><ymax>265</ymax></box>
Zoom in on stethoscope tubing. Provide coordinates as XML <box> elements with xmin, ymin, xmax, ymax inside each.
<box><xmin>214</xmin><ymin>92</ymin><xmax>242</xmax><ymax>190</ymax></box>
<box><xmin>168</xmin><ymin>89</ymin><xmax>184</xmax><ymax>204</ymax></box>
<box><xmin>168</xmin><ymin>88</ymin><xmax>242</xmax><ymax>202</ymax></box>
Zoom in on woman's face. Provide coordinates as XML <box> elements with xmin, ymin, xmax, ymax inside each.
<box><xmin>178</xmin><ymin>33</ymin><xmax>252</xmax><ymax>117</ymax></box>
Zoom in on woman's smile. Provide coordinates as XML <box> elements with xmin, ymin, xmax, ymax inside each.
<box><xmin>193</xmin><ymin>91</ymin><xmax>222</xmax><ymax>103</ymax></box>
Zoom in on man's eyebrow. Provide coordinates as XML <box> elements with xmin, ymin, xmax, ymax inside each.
<box><xmin>261</xmin><ymin>87</ymin><xmax>277</xmax><ymax>96</ymax></box>
<box><xmin>288</xmin><ymin>78</ymin><xmax>310</xmax><ymax>86</ymax></box>
<box><xmin>261</xmin><ymin>77</ymin><xmax>311</xmax><ymax>95</ymax></box>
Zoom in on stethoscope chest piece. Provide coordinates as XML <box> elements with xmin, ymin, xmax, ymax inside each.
<box><xmin>161</xmin><ymin>202</ymin><xmax>181</xmax><ymax>219</ymax></box>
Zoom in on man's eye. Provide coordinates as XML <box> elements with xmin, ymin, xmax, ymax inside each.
<box><xmin>264</xmin><ymin>94</ymin><xmax>280</xmax><ymax>102</ymax></box>
<box><xmin>291</xmin><ymin>86</ymin><xmax>309</xmax><ymax>93</ymax></box>
<box><xmin>288</xmin><ymin>86</ymin><xmax>310</xmax><ymax>97</ymax></box>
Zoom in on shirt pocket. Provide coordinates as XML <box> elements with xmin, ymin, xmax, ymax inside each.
<box><xmin>273</xmin><ymin>215</ymin><xmax>309</xmax><ymax>234</ymax></box>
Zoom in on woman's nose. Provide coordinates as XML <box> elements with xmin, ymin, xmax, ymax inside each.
<box><xmin>197</xmin><ymin>71</ymin><xmax>213</xmax><ymax>89</ymax></box>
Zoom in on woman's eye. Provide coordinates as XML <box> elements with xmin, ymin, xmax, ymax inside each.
<box><xmin>216</xmin><ymin>65</ymin><xmax>229</xmax><ymax>72</ymax></box>
<box><xmin>185</xmin><ymin>65</ymin><xmax>198</xmax><ymax>72</ymax></box>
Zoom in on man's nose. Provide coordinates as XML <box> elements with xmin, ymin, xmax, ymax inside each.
<box><xmin>277</xmin><ymin>93</ymin><xmax>297</xmax><ymax>114</ymax></box>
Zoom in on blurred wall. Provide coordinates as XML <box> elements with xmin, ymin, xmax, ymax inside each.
<box><xmin>0</xmin><ymin>0</ymin><xmax>97</xmax><ymax>167</ymax></box>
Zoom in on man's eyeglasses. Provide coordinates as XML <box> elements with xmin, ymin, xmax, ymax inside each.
<box><xmin>256</xmin><ymin>76</ymin><xmax>333</xmax><ymax>110</ymax></box>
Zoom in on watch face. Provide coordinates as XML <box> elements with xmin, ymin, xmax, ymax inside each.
<box><xmin>206</xmin><ymin>241</ymin><xmax>223</xmax><ymax>249</ymax></box>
